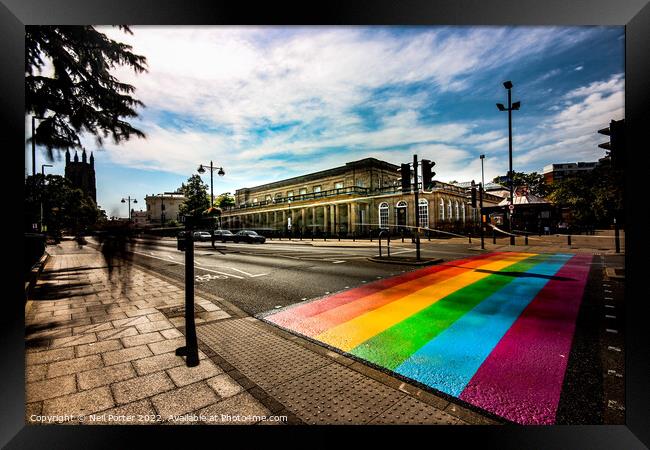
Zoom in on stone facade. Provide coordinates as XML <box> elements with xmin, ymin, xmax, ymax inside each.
<box><xmin>221</xmin><ymin>158</ymin><xmax>502</xmax><ymax>236</ymax></box>
<box><xmin>145</xmin><ymin>193</ymin><xmax>186</xmax><ymax>225</ymax></box>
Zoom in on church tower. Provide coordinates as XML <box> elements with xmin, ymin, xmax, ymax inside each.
<box><xmin>65</xmin><ymin>149</ymin><xmax>97</xmax><ymax>203</ymax></box>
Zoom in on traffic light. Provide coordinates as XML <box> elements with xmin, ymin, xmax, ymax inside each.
<box><xmin>470</xmin><ymin>181</ymin><xmax>477</xmax><ymax>208</ymax></box>
<box><xmin>400</xmin><ymin>163</ymin><xmax>411</xmax><ymax>193</ymax></box>
<box><xmin>598</xmin><ymin>119</ymin><xmax>625</xmax><ymax>169</ymax></box>
<box><xmin>421</xmin><ymin>159</ymin><xmax>436</xmax><ymax>190</ymax></box>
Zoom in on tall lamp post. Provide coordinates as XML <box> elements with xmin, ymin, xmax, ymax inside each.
<box><xmin>40</xmin><ymin>164</ymin><xmax>53</xmax><ymax>233</ymax></box>
<box><xmin>31</xmin><ymin>115</ymin><xmax>47</xmax><ymax>177</ymax></box>
<box><xmin>121</xmin><ymin>196</ymin><xmax>138</xmax><ymax>221</ymax></box>
<box><xmin>197</xmin><ymin>161</ymin><xmax>225</xmax><ymax>209</ymax></box>
<box><xmin>160</xmin><ymin>193</ymin><xmax>166</xmax><ymax>226</ymax></box>
<box><xmin>479</xmin><ymin>155</ymin><xmax>485</xmax><ymax>250</ymax></box>
<box><xmin>496</xmin><ymin>80</ymin><xmax>520</xmax><ymax>245</ymax></box>
<box><xmin>197</xmin><ymin>161</ymin><xmax>225</xmax><ymax>247</ymax></box>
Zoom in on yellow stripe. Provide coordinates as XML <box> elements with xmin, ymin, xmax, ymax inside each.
<box><xmin>315</xmin><ymin>252</ymin><xmax>536</xmax><ymax>351</ymax></box>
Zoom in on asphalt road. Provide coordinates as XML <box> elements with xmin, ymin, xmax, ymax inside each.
<box><xmin>124</xmin><ymin>238</ymin><xmax>476</xmax><ymax>315</ymax></box>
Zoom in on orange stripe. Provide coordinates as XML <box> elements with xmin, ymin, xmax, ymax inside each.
<box><xmin>290</xmin><ymin>252</ymin><xmax>522</xmax><ymax>337</ymax></box>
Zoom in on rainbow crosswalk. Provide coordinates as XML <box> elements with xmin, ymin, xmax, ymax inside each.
<box><xmin>263</xmin><ymin>251</ymin><xmax>592</xmax><ymax>424</ymax></box>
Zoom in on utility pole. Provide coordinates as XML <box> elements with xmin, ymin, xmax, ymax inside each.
<box><xmin>413</xmin><ymin>154</ymin><xmax>421</xmax><ymax>261</ymax></box>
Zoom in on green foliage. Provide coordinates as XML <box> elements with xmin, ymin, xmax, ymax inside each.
<box><xmin>26</xmin><ymin>26</ymin><xmax>148</xmax><ymax>159</ymax></box>
<box><xmin>24</xmin><ymin>174</ymin><xmax>103</xmax><ymax>234</ymax></box>
<box><xmin>548</xmin><ymin>162</ymin><xmax>623</xmax><ymax>228</ymax></box>
<box><xmin>215</xmin><ymin>192</ymin><xmax>235</xmax><ymax>208</ymax></box>
<box><xmin>492</xmin><ymin>171</ymin><xmax>551</xmax><ymax>197</ymax></box>
<box><xmin>178</xmin><ymin>175</ymin><xmax>210</xmax><ymax>217</ymax></box>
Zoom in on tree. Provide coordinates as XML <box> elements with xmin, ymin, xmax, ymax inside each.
<box><xmin>548</xmin><ymin>162</ymin><xmax>623</xmax><ymax>229</ymax></box>
<box><xmin>215</xmin><ymin>192</ymin><xmax>235</xmax><ymax>208</ymax></box>
<box><xmin>178</xmin><ymin>175</ymin><xmax>210</xmax><ymax>216</ymax></box>
<box><xmin>492</xmin><ymin>171</ymin><xmax>551</xmax><ymax>197</ymax></box>
<box><xmin>26</xmin><ymin>26</ymin><xmax>148</xmax><ymax>159</ymax></box>
<box><xmin>24</xmin><ymin>174</ymin><xmax>103</xmax><ymax>234</ymax></box>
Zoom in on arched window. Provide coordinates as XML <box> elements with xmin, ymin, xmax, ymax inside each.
<box><xmin>447</xmin><ymin>200</ymin><xmax>453</xmax><ymax>220</ymax></box>
<box><xmin>418</xmin><ymin>199</ymin><xmax>429</xmax><ymax>228</ymax></box>
<box><xmin>396</xmin><ymin>200</ymin><xmax>407</xmax><ymax>207</ymax></box>
<box><xmin>379</xmin><ymin>202</ymin><xmax>389</xmax><ymax>228</ymax></box>
<box><xmin>395</xmin><ymin>201</ymin><xmax>408</xmax><ymax>227</ymax></box>
<box><xmin>461</xmin><ymin>203</ymin><xmax>466</xmax><ymax>223</ymax></box>
<box><xmin>455</xmin><ymin>201</ymin><xmax>460</xmax><ymax>221</ymax></box>
<box><xmin>439</xmin><ymin>198</ymin><xmax>445</xmax><ymax>221</ymax></box>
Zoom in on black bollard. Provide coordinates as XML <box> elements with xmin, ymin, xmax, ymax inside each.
<box><xmin>525</xmin><ymin>234</ymin><xmax>528</xmax><ymax>245</ymax></box>
<box><xmin>567</xmin><ymin>233</ymin><xmax>572</xmax><ymax>246</ymax></box>
<box><xmin>176</xmin><ymin>228</ymin><xmax>199</xmax><ymax>367</ymax></box>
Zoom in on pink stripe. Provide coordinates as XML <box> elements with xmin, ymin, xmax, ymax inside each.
<box><xmin>266</xmin><ymin>252</ymin><xmax>502</xmax><ymax>329</ymax></box>
<box><xmin>459</xmin><ymin>253</ymin><xmax>593</xmax><ymax>425</ymax></box>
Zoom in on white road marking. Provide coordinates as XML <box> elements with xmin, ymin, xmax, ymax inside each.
<box><xmin>605</xmin><ymin>328</ymin><xmax>618</xmax><ymax>334</ymax></box>
<box><xmin>605</xmin><ymin>304</ymin><xmax>615</xmax><ymax>308</ymax></box>
<box><xmin>331</xmin><ymin>260</ymin><xmax>346</xmax><ymax>264</ymax></box>
<box><xmin>605</xmin><ymin>315</ymin><xmax>617</xmax><ymax>319</ymax></box>
<box><xmin>228</xmin><ymin>267</ymin><xmax>269</xmax><ymax>278</ymax></box>
<box><xmin>132</xmin><ymin>250</ymin><xmax>244</xmax><ymax>279</ymax></box>
<box><xmin>608</xmin><ymin>346</ymin><xmax>621</xmax><ymax>352</ymax></box>
<box><xmin>604</xmin><ymin>297</ymin><xmax>613</xmax><ymax>300</ymax></box>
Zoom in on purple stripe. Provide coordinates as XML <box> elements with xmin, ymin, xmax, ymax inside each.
<box><xmin>459</xmin><ymin>253</ymin><xmax>592</xmax><ymax>424</ymax></box>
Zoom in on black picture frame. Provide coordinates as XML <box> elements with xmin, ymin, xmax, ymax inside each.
<box><xmin>3</xmin><ymin>0</ymin><xmax>649</xmax><ymax>447</ymax></box>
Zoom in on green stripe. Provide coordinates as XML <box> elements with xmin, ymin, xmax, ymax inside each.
<box><xmin>349</xmin><ymin>253</ymin><xmax>551</xmax><ymax>370</ymax></box>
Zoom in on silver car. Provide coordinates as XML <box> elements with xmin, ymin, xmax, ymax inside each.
<box><xmin>192</xmin><ymin>231</ymin><xmax>212</xmax><ymax>241</ymax></box>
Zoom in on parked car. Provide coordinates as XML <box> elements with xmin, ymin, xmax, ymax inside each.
<box><xmin>192</xmin><ymin>231</ymin><xmax>212</xmax><ymax>242</ymax></box>
<box><xmin>213</xmin><ymin>229</ymin><xmax>235</xmax><ymax>242</ymax></box>
<box><xmin>233</xmin><ymin>230</ymin><xmax>266</xmax><ymax>244</ymax></box>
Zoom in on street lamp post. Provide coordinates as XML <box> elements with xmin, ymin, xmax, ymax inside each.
<box><xmin>40</xmin><ymin>164</ymin><xmax>53</xmax><ymax>233</ymax></box>
<box><xmin>121</xmin><ymin>196</ymin><xmax>138</xmax><ymax>221</ymax></box>
<box><xmin>497</xmin><ymin>81</ymin><xmax>520</xmax><ymax>245</ymax></box>
<box><xmin>479</xmin><ymin>155</ymin><xmax>485</xmax><ymax>249</ymax></box>
<box><xmin>160</xmin><ymin>193</ymin><xmax>166</xmax><ymax>226</ymax></box>
<box><xmin>31</xmin><ymin>115</ymin><xmax>47</xmax><ymax>177</ymax></box>
<box><xmin>197</xmin><ymin>161</ymin><xmax>225</xmax><ymax>247</ymax></box>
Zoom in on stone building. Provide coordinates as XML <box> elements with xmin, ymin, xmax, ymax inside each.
<box><xmin>65</xmin><ymin>149</ymin><xmax>96</xmax><ymax>203</ymax></box>
<box><xmin>145</xmin><ymin>193</ymin><xmax>186</xmax><ymax>225</ymax></box>
<box><xmin>220</xmin><ymin>157</ymin><xmax>502</xmax><ymax>236</ymax></box>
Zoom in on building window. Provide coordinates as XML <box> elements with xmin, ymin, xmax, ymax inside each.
<box><xmin>265</xmin><ymin>195</ymin><xmax>272</xmax><ymax>202</ymax></box>
<box><xmin>334</xmin><ymin>182</ymin><xmax>344</xmax><ymax>190</ymax></box>
<box><xmin>379</xmin><ymin>202</ymin><xmax>389</xmax><ymax>228</ymax></box>
<box><xmin>439</xmin><ymin>198</ymin><xmax>445</xmax><ymax>221</ymax></box>
<box><xmin>253</xmin><ymin>198</ymin><xmax>258</xmax><ymax>204</ymax></box>
<box><xmin>461</xmin><ymin>203</ymin><xmax>466</xmax><ymax>222</ymax></box>
<box><xmin>447</xmin><ymin>200</ymin><xmax>452</xmax><ymax>220</ymax></box>
<box><xmin>356</xmin><ymin>179</ymin><xmax>365</xmax><ymax>188</ymax></box>
<box><xmin>418</xmin><ymin>199</ymin><xmax>428</xmax><ymax>229</ymax></box>
<box><xmin>287</xmin><ymin>191</ymin><xmax>294</xmax><ymax>199</ymax></box>
<box><xmin>313</xmin><ymin>186</ymin><xmax>321</xmax><ymax>193</ymax></box>
<box><xmin>455</xmin><ymin>201</ymin><xmax>460</xmax><ymax>221</ymax></box>
<box><xmin>299</xmin><ymin>188</ymin><xmax>307</xmax><ymax>195</ymax></box>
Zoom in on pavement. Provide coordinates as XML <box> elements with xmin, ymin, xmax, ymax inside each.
<box><xmin>24</xmin><ymin>241</ymin><xmax>485</xmax><ymax>425</ymax></box>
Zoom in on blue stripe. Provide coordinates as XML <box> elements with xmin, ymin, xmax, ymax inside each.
<box><xmin>394</xmin><ymin>253</ymin><xmax>573</xmax><ymax>397</ymax></box>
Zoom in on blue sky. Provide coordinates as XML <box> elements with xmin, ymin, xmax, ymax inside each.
<box><xmin>26</xmin><ymin>26</ymin><xmax>624</xmax><ymax>218</ymax></box>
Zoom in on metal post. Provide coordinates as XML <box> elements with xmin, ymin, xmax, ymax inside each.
<box><xmin>413</xmin><ymin>154</ymin><xmax>421</xmax><ymax>261</ymax></box>
<box><xmin>507</xmin><ymin>87</ymin><xmax>515</xmax><ymax>246</ymax></box>
<box><xmin>176</xmin><ymin>223</ymin><xmax>199</xmax><ymax>367</ymax></box>
<box><xmin>614</xmin><ymin>215</ymin><xmax>620</xmax><ymax>253</ymax></box>
<box><xmin>32</xmin><ymin>116</ymin><xmax>36</xmax><ymax>177</ymax></box>
<box><xmin>567</xmin><ymin>232</ymin><xmax>572</xmax><ymax>246</ymax></box>
<box><xmin>478</xmin><ymin>184</ymin><xmax>485</xmax><ymax>250</ymax></box>
<box><xmin>493</xmin><ymin>227</ymin><xmax>496</xmax><ymax>244</ymax></box>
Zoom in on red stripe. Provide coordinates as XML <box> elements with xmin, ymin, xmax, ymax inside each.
<box><xmin>266</xmin><ymin>252</ymin><xmax>502</xmax><ymax>329</ymax></box>
<box><xmin>460</xmin><ymin>253</ymin><xmax>592</xmax><ymax>424</ymax></box>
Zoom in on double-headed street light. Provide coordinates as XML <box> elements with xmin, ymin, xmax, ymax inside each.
<box><xmin>40</xmin><ymin>164</ymin><xmax>53</xmax><ymax>232</ymax></box>
<box><xmin>496</xmin><ymin>80</ymin><xmax>521</xmax><ymax>245</ymax></box>
<box><xmin>31</xmin><ymin>115</ymin><xmax>48</xmax><ymax>177</ymax></box>
<box><xmin>121</xmin><ymin>196</ymin><xmax>138</xmax><ymax>221</ymax></box>
<box><xmin>197</xmin><ymin>161</ymin><xmax>225</xmax><ymax>208</ymax></box>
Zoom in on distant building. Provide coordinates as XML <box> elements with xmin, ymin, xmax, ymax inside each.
<box><xmin>131</xmin><ymin>210</ymin><xmax>148</xmax><ymax>227</ymax></box>
<box><xmin>450</xmin><ymin>181</ymin><xmax>509</xmax><ymax>198</ymax></box>
<box><xmin>220</xmin><ymin>157</ymin><xmax>503</xmax><ymax>235</ymax></box>
<box><xmin>542</xmin><ymin>161</ymin><xmax>599</xmax><ymax>184</ymax></box>
<box><xmin>145</xmin><ymin>193</ymin><xmax>186</xmax><ymax>225</ymax></box>
<box><xmin>65</xmin><ymin>149</ymin><xmax>96</xmax><ymax>203</ymax></box>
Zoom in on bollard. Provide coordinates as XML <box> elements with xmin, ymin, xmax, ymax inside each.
<box><xmin>492</xmin><ymin>228</ymin><xmax>496</xmax><ymax>244</ymax></box>
<box><xmin>525</xmin><ymin>234</ymin><xmax>528</xmax><ymax>245</ymax></box>
<box><xmin>401</xmin><ymin>230</ymin><xmax>404</xmax><ymax>243</ymax></box>
<box><xmin>468</xmin><ymin>233</ymin><xmax>472</xmax><ymax>244</ymax></box>
<box><xmin>353</xmin><ymin>232</ymin><xmax>355</xmax><ymax>242</ymax></box>
<box><xmin>176</xmin><ymin>228</ymin><xmax>199</xmax><ymax>367</ymax></box>
<box><xmin>567</xmin><ymin>233</ymin><xmax>571</xmax><ymax>246</ymax></box>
